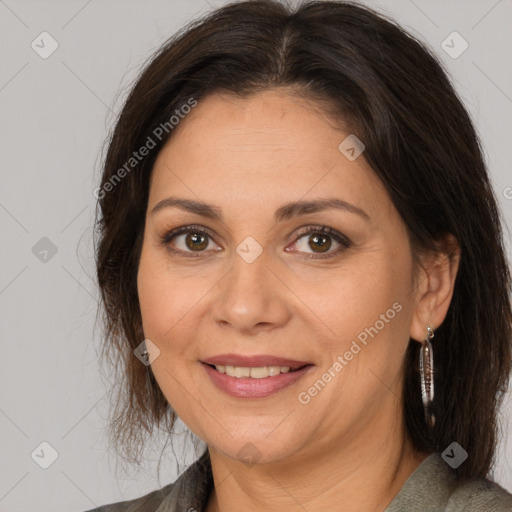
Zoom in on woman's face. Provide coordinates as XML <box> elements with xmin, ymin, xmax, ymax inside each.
<box><xmin>137</xmin><ymin>89</ymin><xmax>424</xmax><ymax>464</ymax></box>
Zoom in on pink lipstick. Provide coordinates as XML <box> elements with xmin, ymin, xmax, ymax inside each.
<box><xmin>201</xmin><ymin>353</ymin><xmax>314</xmax><ymax>398</ymax></box>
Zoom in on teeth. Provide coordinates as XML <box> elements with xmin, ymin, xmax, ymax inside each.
<box><xmin>216</xmin><ymin>365</ymin><xmax>293</xmax><ymax>378</ymax></box>
<box><xmin>234</xmin><ymin>366</ymin><xmax>250</xmax><ymax>378</ymax></box>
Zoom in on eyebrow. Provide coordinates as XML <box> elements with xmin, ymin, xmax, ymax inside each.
<box><xmin>150</xmin><ymin>196</ymin><xmax>370</xmax><ymax>222</ymax></box>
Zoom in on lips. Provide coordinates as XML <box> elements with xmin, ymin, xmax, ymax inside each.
<box><xmin>200</xmin><ymin>353</ymin><xmax>314</xmax><ymax>398</ymax></box>
<box><xmin>202</xmin><ymin>353</ymin><xmax>311</xmax><ymax>370</ymax></box>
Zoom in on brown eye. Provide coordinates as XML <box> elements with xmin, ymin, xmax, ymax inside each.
<box><xmin>161</xmin><ymin>224</ymin><xmax>351</xmax><ymax>260</ymax></box>
<box><xmin>161</xmin><ymin>225</ymin><xmax>219</xmax><ymax>257</ymax></box>
<box><xmin>289</xmin><ymin>225</ymin><xmax>351</xmax><ymax>260</ymax></box>
<box><xmin>183</xmin><ymin>232</ymin><xmax>209</xmax><ymax>251</ymax></box>
<box><xmin>306</xmin><ymin>233</ymin><xmax>332</xmax><ymax>253</ymax></box>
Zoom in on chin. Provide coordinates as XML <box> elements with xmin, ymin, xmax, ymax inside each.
<box><xmin>208</xmin><ymin>435</ymin><xmax>303</xmax><ymax>467</ymax></box>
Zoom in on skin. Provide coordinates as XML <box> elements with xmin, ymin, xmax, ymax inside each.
<box><xmin>137</xmin><ymin>88</ymin><xmax>460</xmax><ymax>512</ymax></box>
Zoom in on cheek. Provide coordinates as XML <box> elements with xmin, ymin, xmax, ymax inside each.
<box><xmin>318</xmin><ymin>248</ymin><xmax>413</xmax><ymax>370</ymax></box>
<box><xmin>137</xmin><ymin>248</ymin><xmax>188</xmax><ymax>347</ymax></box>
<box><xmin>137</xmin><ymin>253</ymin><xmax>199</xmax><ymax>406</ymax></box>
<box><xmin>137</xmin><ymin>245</ymin><xmax>217</xmax><ymax>364</ymax></box>
<box><xmin>318</xmin><ymin>256</ymin><xmax>409</xmax><ymax>330</ymax></box>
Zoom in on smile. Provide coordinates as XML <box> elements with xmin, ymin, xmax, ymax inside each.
<box><xmin>201</xmin><ymin>361</ymin><xmax>314</xmax><ymax>398</ymax></box>
<box><xmin>211</xmin><ymin>364</ymin><xmax>299</xmax><ymax>378</ymax></box>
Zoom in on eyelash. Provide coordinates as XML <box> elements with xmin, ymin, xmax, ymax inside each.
<box><xmin>160</xmin><ymin>224</ymin><xmax>352</xmax><ymax>260</ymax></box>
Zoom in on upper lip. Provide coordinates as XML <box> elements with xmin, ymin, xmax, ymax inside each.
<box><xmin>202</xmin><ymin>353</ymin><xmax>311</xmax><ymax>369</ymax></box>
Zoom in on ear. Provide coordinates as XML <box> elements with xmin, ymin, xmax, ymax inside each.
<box><xmin>409</xmin><ymin>233</ymin><xmax>461</xmax><ymax>342</ymax></box>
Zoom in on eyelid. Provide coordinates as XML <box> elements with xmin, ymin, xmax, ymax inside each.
<box><xmin>287</xmin><ymin>224</ymin><xmax>352</xmax><ymax>259</ymax></box>
<box><xmin>160</xmin><ymin>224</ymin><xmax>216</xmax><ymax>245</ymax></box>
<box><xmin>292</xmin><ymin>224</ymin><xmax>351</xmax><ymax>246</ymax></box>
<box><xmin>160</xmin><ymin>224</ymin><xmax>220</xmax><ymax>257</ymax></box>
<box><xmin>160</xmin><ymin>223</ymin><xmax>352</xmax><ymax>259</ymax></box>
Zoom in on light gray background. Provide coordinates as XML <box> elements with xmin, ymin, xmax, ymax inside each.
<box><xmin>1</xmin><ymin>0</ymin><xmax>511</xmax><ymax>511</ymax></box>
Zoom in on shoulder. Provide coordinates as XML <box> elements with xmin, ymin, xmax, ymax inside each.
<box><xmin>83</xmin><ymin>482</ymin><xmax>175</xmax><ymax>512</ymax></box>
<box><xmin>445</xmin><ymin>477</ymin><xmax>512</xmax><ymax>512</ymax></box>
<box><xmin>386</xmin><ymin>452</ymin><xmax>512</xmax><ymax>512</ymax></box>
<box><xmin>82</xmin><ymin>449</ymin><xmax>212</xmax><ymax>512</ymax></box>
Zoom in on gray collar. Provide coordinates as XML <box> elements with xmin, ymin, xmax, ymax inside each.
<box><xmin>384</xmin><ymin>452</ymin><xmax>457</xmax><ymax>511</ymax></box>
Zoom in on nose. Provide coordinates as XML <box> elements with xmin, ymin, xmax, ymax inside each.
<box><xmin>211</xmin><ymin>248</ymin><xmax>292</xmax><ymax>335</ymax></box>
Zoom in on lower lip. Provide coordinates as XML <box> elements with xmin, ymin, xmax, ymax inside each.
<box><xmin>201</xmin><ymin>363</ymin><xmax>314</xmax><ymax>398</ymax></box>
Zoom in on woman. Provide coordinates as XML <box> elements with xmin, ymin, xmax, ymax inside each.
<box><xmin>87</xmin><ymin>0</ymin><xmax>512</xmax><ymax>510</ymax></box>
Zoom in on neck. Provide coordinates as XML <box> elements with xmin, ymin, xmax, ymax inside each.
<box><xmin>205</xmin><ymin>418</ymin><xmax>430</xmax><ymax>512</ymax></box>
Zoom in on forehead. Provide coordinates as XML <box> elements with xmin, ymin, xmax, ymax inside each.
<box><xmin>149</xmin><ymin>90</ymin><xmax>390</xmax><ymax>220</ymax></box>
<box><xmin>164</xmin><ymin>89</ymin><xmax>345</xmax><ymax>155</ymax></box>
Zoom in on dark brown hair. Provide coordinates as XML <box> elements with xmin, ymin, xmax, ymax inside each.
<box><xmin>94</xmin><ymin>0</ymin><xmax>512</xmax><ymax>482</ymax></box>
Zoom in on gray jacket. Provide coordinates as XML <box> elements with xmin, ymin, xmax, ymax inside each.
<box><xmin>84</xmin><ymin>450</ymin><xmax>512</xmax><ymax>511</ymax></box>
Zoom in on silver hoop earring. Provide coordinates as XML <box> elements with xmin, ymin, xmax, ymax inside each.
<box><xmin>420</xmin><ymin>325</ymin><xmax>435</xmax><ymax>430</ymax></box>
